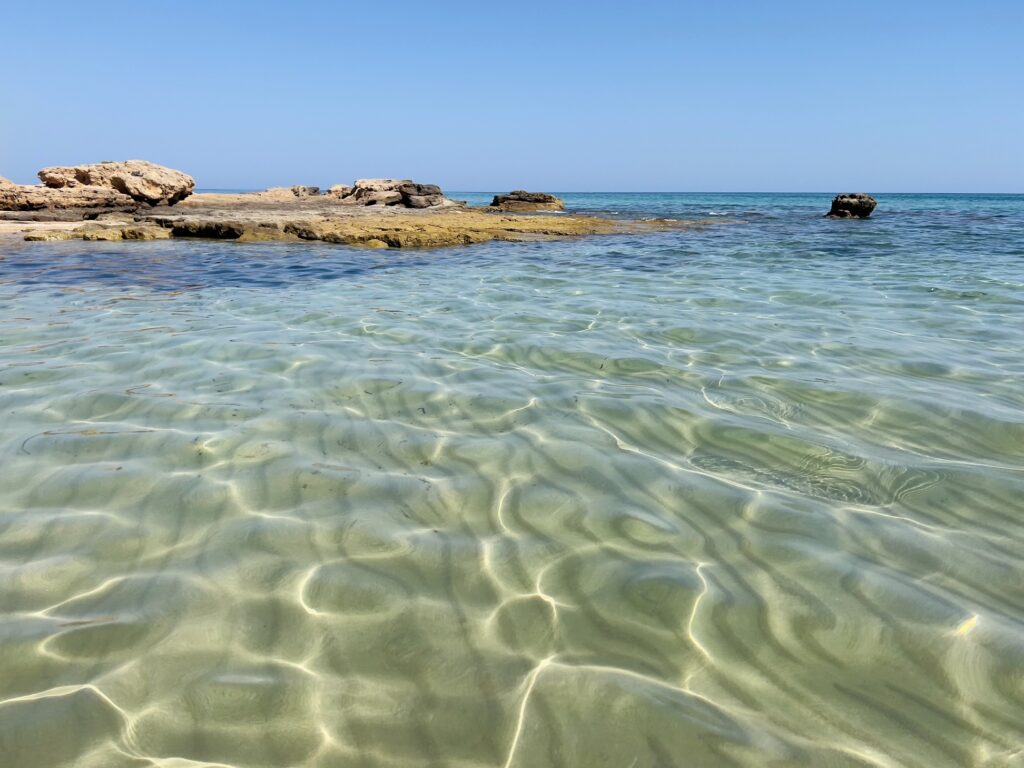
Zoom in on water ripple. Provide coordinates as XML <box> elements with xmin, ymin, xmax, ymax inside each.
<box><xmin>1</xmin><ymin>194</ymin><xmax>1023</xmax><ymax>767</ymax></box>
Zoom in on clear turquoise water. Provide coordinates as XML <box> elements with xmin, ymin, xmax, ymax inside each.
<box><xmin>1</xmin><ymin>194</ymin><xmax>1022</xmax><ymax>767</ymax></box>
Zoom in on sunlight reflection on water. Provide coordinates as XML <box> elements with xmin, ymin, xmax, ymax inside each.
<box><xmin>1</xmin><ymin>194</ymin><xmax>1023</xmax><ymax>767</ymax></box>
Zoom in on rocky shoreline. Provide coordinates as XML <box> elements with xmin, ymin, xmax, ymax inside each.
<box><xmin>0</xmin><ymin>160</ymin><xmax>195</xmax><ymax>218</ymax></box>
<box><xmin>12</xmin><ymin>196</ymin><xmax>718</xmax><ymax>248</ymax></box>
<box><xmin>4</xmin><ymin>159</ymin><xmax>873</xmax><ymax>248</ymax></box>
<box><xmin>1</xmin><ymin>161</ymin><xmax>719</xmax><ymax>248</ymax></box>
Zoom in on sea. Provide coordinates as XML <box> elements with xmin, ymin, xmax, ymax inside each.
<box><xmin>1</xmin><ymin>193</ymin><xmax>1022</xmax><ymax>767</ymax></box>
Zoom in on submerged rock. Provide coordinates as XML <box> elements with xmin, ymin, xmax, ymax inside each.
<box><xmin>38</xmin><ymin>160</ymin><xmax>195</xmax><ymax>206</ymax></box>
<box><xmin>491</xmin><ymin>191</ymin><xmax>565</xmax><ymax>212</ymax></box>
<box><xmin>826</xmin><ymin>193</ymin><xmax>876</xmax><ymax>219</ymax></box>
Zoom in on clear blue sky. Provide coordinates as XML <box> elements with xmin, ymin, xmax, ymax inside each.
<box><xmin>2</xmin><ymin>1</ymin><xmax>1021</xmax><ymax>191</ymax></box>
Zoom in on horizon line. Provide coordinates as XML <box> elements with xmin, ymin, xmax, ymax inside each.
<box><xmin>193</xmin><ymin>188</ymin><xmax>1024</xmax><ymax>195</ymax></box>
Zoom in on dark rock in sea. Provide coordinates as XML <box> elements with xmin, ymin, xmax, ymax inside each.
<box><xmin>826</xmin><ymin>193</ymin><xmax>876</xmax><ymax>219</ymax></box>
<box><xmin>491</xmin><ymin>190</ymin><xmax>565</xmax><ymax>212</ymax></box>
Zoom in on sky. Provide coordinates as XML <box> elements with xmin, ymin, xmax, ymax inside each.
<box><xmin>1</xmin><ymin>1</ymin><xmax>1021</xmax><ymax>192</ymax></box>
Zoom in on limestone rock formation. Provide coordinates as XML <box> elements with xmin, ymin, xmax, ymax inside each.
<box><xmin>23</xmin><ymin>222</ymin><xmax>172</xmax><ymax>241</ymax></box>
<box><xmin>80</xmin><ymin>223</ymin><xmax>173</xmax><ymax>241</ymax></box>
<box><xmin>38</xmin><ymin>160</ymin><xmax>195</xmax><ymax>206</ymax></box>
<box><xmin>399</xmin><ymin>182</ymin><xmax>445</xmax><ymax>209</ymax></box>
<box><xmin>279</xmin><ymin>210</ymin><xmax>617</xmax><ymax>248</ymax></box>
<box><xmin>0</xmin><ymin>175</ymin><xmax>13</xmax><ymax>187</ymax></box>
<box><xmin>248</xmin><ymin>186</ymin><xmax>323</xmax><ymax>201</ymax></box>
<box><xmin>351</xmin><ymin>186</ymin><xmax>404</xmax><ymax>206</ymax></box>
<box><xmin>491</xmin><ymin>191</ymin><xmax>565</xmax><ymax>212</ymax></box>
<box><xmin>349</xmin><ymin>179</ymin><xmax>408</xmax><ymax>206</ymax></box>
<box><xmin>351</xmin><ymin>178</ymin><xmax>407</xmax><ymax>191</ymax></box>
<box><xmin>235</xmin><ymin>179</ymin><xmax>451</xmax><ymax>209</ymax></box>
<box><xmin>323</xmin><ymin>179</ymin><xmax>443</xmax><ymax>208</ymax></box>
<box><xmin>13</xmin><ymin>192</ymin><xmax>724</xmax><ymax>249</ymax></box>
<box><xmin>0</xmin><ymin>182</ymin><xmax>137</xmax><ymax>217</ymax></box>
<box><xmin>825</xmin><ymin>193</ymin><xmax>877</xmax><ymax>219</ymax></box>
<box><xmin>23</xmin><ymin>230</ymin><xmax>74</xmax><ymax>241</ymax></box>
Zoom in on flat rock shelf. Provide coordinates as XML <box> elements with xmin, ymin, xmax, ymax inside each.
<box><xmin>10</xmin><ymin>193</ymin><xmax>719</xmax><ymax>249</ymax></box>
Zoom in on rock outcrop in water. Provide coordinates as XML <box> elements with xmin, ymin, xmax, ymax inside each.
<box><xmin>24</xmin><ymin>221</ymin><xmax>172</xmax><ymax>242</ymax></box>
<box><xmin>211</xmin><ymin>179</ymin><xmax>451</xmax><ymax>209</ymax></box>
<box><xmin>491</xmin><ymin>191</ymin><xmax>565</xmax><ymax>212</ymax></box>
<box><xmin>10</xmin><ymin>190</ymin><xmax>721</xmax><ymax>248</ymax></box>
<box><xmin>826</xmin><ymin>193</ymin><xmax>877</xmax><ymax>219</ymax></box>
<box><xmin>38</xmin><ymin>160</ymin><xmax>195</xmax><ymax>206</ymax></box>
<box><xmin>4</xmin><ymin>168</ymin><xmax>727</xmax><ymax>248</ymax></box>
<box><xmin>18</xmin><ymin>208</ymin><xmax>617</xmax><ymax>246</ymax></box>
<box><xmin>336</xmin><ymin>179</ymin><xmax>448</xmax><ymax>208</ymax></box>
<box><xmin>0</xmin><ymin>180</ymin><xmax>138</xmax><ymax>217</ymax></box>
<box><xmin>0</xmin><ymin>160</ymin><xmax>195</xmax><ymax>219</ymax></box>
<box><xmin>1</xmin><ymin>165</ymin><xmax>458</xmax><ymax>219</ymax></box>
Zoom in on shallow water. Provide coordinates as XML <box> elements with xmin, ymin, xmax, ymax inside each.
<box><xmin>1</xmin><ymin>194</ymin><xmax>1023</xmax><ymax>768</ymax></box>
